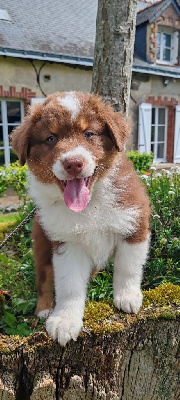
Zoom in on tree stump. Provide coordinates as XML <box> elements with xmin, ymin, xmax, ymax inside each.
<box><xmin>0</xmin><ymin>300</ymin><xmax>179</xmax><ymax>400</ymax></box>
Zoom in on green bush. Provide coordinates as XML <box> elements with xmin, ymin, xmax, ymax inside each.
<box><xmin>0</xmin><ymin>161</ymin><xmax>27</xmax><ymax>199</ymax></box>
<box><xmin>142</xmin><ymin>166</ymin><xmax>180</xmax><ymax>288</ymax></box>
<box><xmin>127</xmin><ymin>151</ymin><xmax>153</xmax><ymax>172</ymax></box>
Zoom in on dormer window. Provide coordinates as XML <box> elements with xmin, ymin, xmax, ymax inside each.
<box><xmin>0</xmin><ymin>10</ymin><xmax>11</xmax><ymax>21</ymax></box>
<box><xmin>156</xmin><ymin>26</ymin><xmax>179</xmax><ymax>64</ymax></box>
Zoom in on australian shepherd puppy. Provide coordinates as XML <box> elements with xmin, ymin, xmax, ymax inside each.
<box><xmin>12</xmin><ymin>91</ymin><xmax>150</xmax><ymax>346</ymax></box>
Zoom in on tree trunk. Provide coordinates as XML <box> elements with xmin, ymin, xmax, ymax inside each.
<box><xmin>0</xmin><ymin>315</ymin><xmax>179</xmax><ymax>400</ymax></box>
<box><xmin>91</xmin><ymin>0</ymin><xmax>137</xmax><ymax>115</ymax></box>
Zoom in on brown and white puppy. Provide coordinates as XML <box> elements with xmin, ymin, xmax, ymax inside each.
<box><xmin>12</xmin><ymin>91</ymin><xmax>150</xmax><ymax>346</ymax></box>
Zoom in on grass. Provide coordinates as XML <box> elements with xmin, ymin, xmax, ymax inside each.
<box><xmin>0</xmin><ymin>214</ymin><xmax>20</xmax><ymax>223</ymax></box>
<box><xmin>0</xmin><ymin>213</ymin><xmax>22</xmax><ymax>241</ymax></box>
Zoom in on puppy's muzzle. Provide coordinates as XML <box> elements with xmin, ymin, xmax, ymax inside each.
<box><xmin>63</xmin><ymin>157</ymin><xmax>84</xmax><ymax>178</ymax></box>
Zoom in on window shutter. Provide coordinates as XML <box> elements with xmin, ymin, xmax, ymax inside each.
<box><xmin>138</xmin><ymin>103</ymin><xmax>152</xmax><ymax>154</ymax></box>
<box><xmin>171</xmin><ymin>31</ymin><xmax>179</xmax><ymax>64</ymax></box>
<box><xmin>174</xmin><ymin>105</ymin><xmax>180</xmax><ymax>163</ymax></box>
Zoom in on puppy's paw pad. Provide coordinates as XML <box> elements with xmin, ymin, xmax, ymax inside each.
<box><xmin>46</xmin><ymin>309</ymin><xmax>83</xmax><ymax>346</ymax></box>
<box><xmin>114</xmin><ymin>290</ymin><xmax>143</xmax><ymax>314</ymax></box>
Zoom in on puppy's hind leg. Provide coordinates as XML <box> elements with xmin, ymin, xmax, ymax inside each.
<box><xmin>113</xmin><ymin>237</ymin><xmax>149</xmax><ymax>314</ymax></box>
<box><xmin>32</xmin><ymin>216</ymin><xmax>54</xmax><ymax>318</ymax></box>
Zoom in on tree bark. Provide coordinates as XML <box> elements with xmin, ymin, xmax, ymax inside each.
<box><xmin>0</xmin><ymin>316</ymin><xmax>179</xmax><ymax>400</ymax></box>
<box><xmin>91</xmin><ymin>0</ymin><xmax>137</xmax><ymax>115</ymax></box>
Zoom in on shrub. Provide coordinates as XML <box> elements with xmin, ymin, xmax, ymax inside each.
<box><xmin>127</xmin><ymin>151</ymin><xmax>153</xmax><ymax>172</ymax></box>
<box><xmin>142</xmin><ymin>166</ymin><xmax>180</xmax><ymax>288</ymax></box>
<box><xmin>0</xmin><ymin>161</ymin><xmax>27</xmax><ymax>199</ymax></box>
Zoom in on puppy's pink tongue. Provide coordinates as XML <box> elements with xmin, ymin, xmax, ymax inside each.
<box><xmin>64</xmin><ymin>178</ymin><xmax>90</xmax><ymax>212</ymax></box>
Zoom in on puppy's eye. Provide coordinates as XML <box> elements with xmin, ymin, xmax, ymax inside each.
<box><xmin>46</xmin><ymin>135</ymin><xmax>57</xmax><ymax>143</ymax></box>
<box><xmin>84</xmin><ymin>132</ymin><xmax>94</xmax><ymax>139</ymax></box>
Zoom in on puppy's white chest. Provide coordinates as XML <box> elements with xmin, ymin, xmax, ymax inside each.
<box><xmin>75</xmin><ymin>230</ymin><xmax>116</xmax><ymax>269</ymax></box>
<box><xmin>39</xmin><ymin>200</ymin><xmax>117</xmax><ymax>268</ymax></box>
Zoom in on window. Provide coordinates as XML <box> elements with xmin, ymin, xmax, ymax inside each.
<box><xmin>0</xmin><ymin>100</ymin><xmax>24</xmax><ymax>166</ymax></box>
<box><xmin>0</xmin><ymin>9</ymin><xmax>11</xmax><ymax>21</ymax></box>
<box><xmin>139</xmin><ymin>101</ymin><xmax>178</xmax><ymax>163</ymax></box>
<box><xmin>151</xmin><ymin>107</ymin><xmax>167</xmax><ymax>162</ymax></box>
<box><xmin>156</xmin><ymin>27</ymin><xmax>179</xmax><ymax>64</ymax></box>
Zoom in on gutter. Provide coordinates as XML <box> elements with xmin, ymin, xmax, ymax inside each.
<box><xmin>0</xmin><ymin>47</ymin><xmax>93</xmax><ymax>67</ymax></box>
<box><xmin>0</xmin><ymin>46</ymin><xmax>180</xmax><ymax>78</ymax></box>
<box><xmin>132</xmin><ymin>65</ymin><xmax>180</xmax><ymax>78</ymax></box>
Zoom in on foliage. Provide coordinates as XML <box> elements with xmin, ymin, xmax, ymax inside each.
<box><xmin>0</xmin><ymin>161</ymin><xmax>27</xmax><ymax>199</ymax></box>
<box><xmin>142</xmin><ymin>167</ymin><xmax>180</xmax><ymax>288</ymax></box>
<box><xmin>126</xmin><ymin>151</ymin><xmax>153</xmax><ymax>173</ymax></box>
<box><xmin>0</xmin><ymin>293</ymin><xmax>5</xmax><ymax>319</ymax></box>
<box><xmin>87</xmin><ymin>261</ymin><xmax>113</xmax><ymax>302</ymax></box>
<box><xmin>0</xmin><ymin>298</ymin><xmax>36</xmax><ymax>336</ymax></box>
<box><xmin>0</xmin><ymin>208</ymin><xmax>36</xmax><ymax>336</ymax></box>
<box><xmin>0</xmin><ymin>214</ymin><xmax>22</xmax><ymax>242</ymax></box>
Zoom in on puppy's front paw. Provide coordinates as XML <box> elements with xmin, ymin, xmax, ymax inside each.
<box><xmin>114</xmin><ymin>289</ymin><xmax>143</xmax><ymax>314</ymax></box>
<box><xmin>37</xmin><ymin>309</ymin><xmax>51</xmax><ymax>319</ymax></box>
<box><xmin>46</xmin><ymin>309</ymin><xmax>83</xmax><ymax>346</ymax></box>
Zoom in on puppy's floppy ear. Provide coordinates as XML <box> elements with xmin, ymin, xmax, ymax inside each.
<box><xmin>11</xmin><ymin>103</ymin><xmax>43</xmax><ymax>166</ymax></box>
<box><xmin>11</xmin><ymin>119</ymin><xmax>30</xmax><ymax>166</ymax></box>
<box><xmin>89</xmin><ymin>94</ymin><xmax>131</xmax><ymax>152</ymax></box>
<box><xmin>105</xmin><ymin>108</ymin><xmax>130</xmax><ymax>152</ymax></box>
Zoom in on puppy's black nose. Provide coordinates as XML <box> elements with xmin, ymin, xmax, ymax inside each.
<box><xmin>63</xmin><ymin>157</ymin><xmax>84</xmax><ymax>177</ymax></box>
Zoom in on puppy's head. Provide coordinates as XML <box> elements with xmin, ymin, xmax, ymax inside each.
<box><xmin>12</xmin><ymin>91</ymin><xmax>130</xmax><ymax>212</ymax></box>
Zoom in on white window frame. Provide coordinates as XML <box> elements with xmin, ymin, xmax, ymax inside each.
<box><xmin>156</xmin><ymin>26</ymin><xmax>179</xmax><ymax>65</ymax></box>
<box><xmin>174</xmin><ymin>105</ymin><xmax>180</xmax><ymax>163</ymax></box>
<box><xmin>151</xmin><ymin>106</ymin><xmax>167</xmax><ymax>163</ymax></box>
<box><xmin>0</xmin><ymin>99</ymin><xmax>24</xmax><ymax>167</ymax></box>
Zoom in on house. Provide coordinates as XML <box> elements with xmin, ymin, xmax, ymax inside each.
<box><xmin>0</xmin><ymin>0</ymin><xmax>97</xmax><ymax>166</ymax></box>
<box><xmin>0</xmin><ymin>0</ymin><xmax>180</xmax><ymax>166</ymax></box>
<box><xmin>132</xmin><ymin>0</ymin><xmax>180</xmax><ymax>164</ymax></box>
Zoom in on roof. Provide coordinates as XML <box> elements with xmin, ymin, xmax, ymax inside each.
<box><xmin>133</xmin><ymin>56</ymin><xmax>180</xmax><ymax>78</ymax></box>
<box><xmin>0</xmin><ymin>0</ymin><xmax>180</xmax><ymax>78</ymax></box>
<box><xmin>137</xmin><ymin>0</ymin><xmax>180</xmax><ymax>26</ymax></box>
<box><xmin>0</xmin><ymin>0</ymin><xmax>98</xmax><ymax>64</ymax></box>
<box><xmin>137</xmin><ymin>1</ymin><xmax>160</xmax><ymax>12</ymax></box>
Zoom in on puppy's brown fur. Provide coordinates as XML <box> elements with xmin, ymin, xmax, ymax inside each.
<box><xmin>12</xmin><ymin>92</ymin><xmax>150</xmax><ymax>345</ymax></box>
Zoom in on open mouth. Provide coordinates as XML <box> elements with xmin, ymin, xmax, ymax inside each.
<box><xmin>57</xmin><ymin>176</ymin><xmax>93</xmax><ymax>212</ymax></box>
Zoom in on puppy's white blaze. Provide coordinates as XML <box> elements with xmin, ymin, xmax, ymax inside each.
<box><xmin>52</xmin><ymin>159</ymin><xmax>67</xmax><ymax>180</ymax></box>
<box><xmin>52</xmin><ymin>146</ymin><xmax>96</xmax><ymax>180</ymax></box>
<box><xmin>58</xmin><ymin>92</ymin><xmax>81</xmax><ymax>121</ymax></box>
